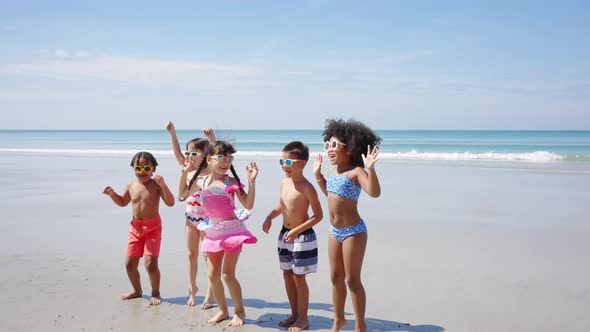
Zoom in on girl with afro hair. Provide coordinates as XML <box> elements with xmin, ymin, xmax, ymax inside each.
<box><xmin>313</xmin><ymin>118</ymin><xmax>381</xmax><ymax>332</ymax></box>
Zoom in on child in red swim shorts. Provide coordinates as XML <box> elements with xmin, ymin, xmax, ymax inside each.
<box><xmin>103</xmin><ymin>151</ymin><xmax>175</xmax><ymax>306</ymax></box>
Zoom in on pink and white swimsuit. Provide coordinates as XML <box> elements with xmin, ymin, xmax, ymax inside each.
<box><xmin>185</xmin><ymin>175</ymin><xmax>208</xmax><ymax>226</ymax></box>
<box><xmin>197</xmin><ymin>175</ymin><xmax>257</xmax><ymax>252</ymax></box>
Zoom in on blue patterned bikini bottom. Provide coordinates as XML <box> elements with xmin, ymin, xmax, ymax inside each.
<box><xmin>330</xmin><ymin>219</ymin><xmax>367</xmax><ymax>243</ymax></box>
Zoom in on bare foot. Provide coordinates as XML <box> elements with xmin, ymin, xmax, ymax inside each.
<box><xmin>187</xmin><ymin>287</ymin><xmax>198</xmax><ymax>306</ymax></box>
<box><xmin>187</xmin><ymin>295</ymin><xmax>196</xmax><ymax>306</ymax></box>
<box><xmin>149</xmin><ymin>296</ymin><xmax>161</xmax><ymax>306</ymax></box>
<box><xmin>201</xmin><ymin>300</ymin><xmax>215</xmax><ymax>310</ymax></box>
<box><xmin>356</xmin><ymin>323</ymin><xmax>368</xmax><ymax>332</ymax></box>
<box><xmin>228</xmin><ymin>313</ymin><xmax>245</xmax><ymax>327</ymax></box>
<box><xmin>120</xmin><ymin>291</ymin><xmax>142</xmax><ymax>300</ymax></box>
<box><xmin>208</xmin><ymin>310</ymin><xmax>229</xmax><ymax>324</ymax></box>
<box><xmin>288</xmin><ymin>318</ymin><xmax>309</xmax><ymax>331</ymax></box>
<box><xmin>331</xmin><ymin>318</ymin><xmax>347</xmax><ymax>332</ymax></box>
<box><xmin>278</xmin><ymin>315</ymin><xmax>298</xmax><ymax>327</ymax></box>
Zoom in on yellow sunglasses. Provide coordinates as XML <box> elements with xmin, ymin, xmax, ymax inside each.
<box><xmin>132</xmin><ymin>165</ymin><xmax>153</xmax><ymax>173</ymax></box>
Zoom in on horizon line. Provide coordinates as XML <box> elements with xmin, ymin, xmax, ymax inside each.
<box><xmin>1</xmin><ymin>128</ymin><xmax>590</xmax><ymax>132</ymax></box>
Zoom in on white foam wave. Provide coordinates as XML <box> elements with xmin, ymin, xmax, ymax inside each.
<box><xmin>380</xmin><ymin>150</ymin><xmax>564</xmax><ymax>162</ymax></box>
<box><xmin>0</xmin><ymin>148</ymin><xmax>565</xmax><ymax>162</ymax></box>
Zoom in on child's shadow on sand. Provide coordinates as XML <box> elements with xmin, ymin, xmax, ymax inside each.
<box><xmin>244</xmin><ymin>298</ymin><xmax>336</xmax><ymax>312</ymax></box>
<box><xmin>244</xmin><ymin>298</ymin><xmax>444</xmax><ymax>331</ymax></box>
<box><xmin>163</xmin><ymin>297</ymin><xmax>335</xmax><ymax>312</ymax></box>
<box><xmin>161</xmin><ymin>295</ymin><xmax>209</xmax><ymax>306</ymax></box>
<box><xmin>162</xmin><ymin>297</ymin><xmax>444</xmax><ymax>331</ymax></box>
<box><xmin>253</xmin><ymin>313</ymin><xmax>444</xmax><ymax>331</ymax></box>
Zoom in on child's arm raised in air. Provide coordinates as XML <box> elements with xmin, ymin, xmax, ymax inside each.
<box><xmin>154</xmin><ymin>175</ymin><xmax>175</xmax><ymax>207</ymax></box>
<box><xmin>166</xmin><ymin>121</ymin><xmax>185</xmax><ymax>167</ymax></box>
<box><xmin>357</xmin><ymin>145</ymin><xmax>381</xmax><ymax>197</ymax></box>
<box><xmin>263</xmin><ymin>200</ymin><xmax>283</xmax><ymax>234</ymax></box>
<box><xmin>236</xmin><ymin>162</ymin><xmax>258</xmax><ymax>210</ymax></box>
<box><xmin>103</xmin><ymin>184</ymin><xmax>131</xmax><ymax>207</ymax></box>
<box><xmin>283</xmin><ymin>184</ymin><xmax>323</xmax><ymax>242</ymax></box>
<box><xmin>203</xmin><ymin>127</ymin><xmax>216</xmax><ymax>143</ymax></box>
<box><xmin>313</xmin><ymin>154</ymin><xmax>328</xmax><ymax>196</ymax></box>
<box><xmin>178</xmin><ymin>160</ymin><xmax>198</xmax><ymax>201</ymax></box>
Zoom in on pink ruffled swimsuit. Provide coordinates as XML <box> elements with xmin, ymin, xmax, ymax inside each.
<box><xmin>185</xmin><ymin>177</ymin><xmax>207</xmax><ymax>226</ymax></box>
<box><xmin>197</xmin><ymin>175</ymin><xmax>257</xmax><ymax>253</ymax></box>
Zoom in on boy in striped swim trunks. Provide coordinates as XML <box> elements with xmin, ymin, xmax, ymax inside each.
<box><xmin>263</xmin><ymin>141</ymin><xmax>323</xmax><ymax>332</ymax></box>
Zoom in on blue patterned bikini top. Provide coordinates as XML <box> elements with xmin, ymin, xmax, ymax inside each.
<box><xmin>327</xmin><ymin>171</ymin><xmax>361</xmax><ymax>201</ymax></box>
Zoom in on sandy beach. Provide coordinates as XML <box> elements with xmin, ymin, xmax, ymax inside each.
<box><xmin>1</xmin><ymin>153</ymin><xmax>589</xmax><ymax>332</ymax></box>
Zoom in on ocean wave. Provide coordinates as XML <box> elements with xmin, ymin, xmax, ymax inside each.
<box><xmin>0</xmin><ymin>148</ymin><xmax>578</xmax><ymax>163</ymax></box>
<box><xmin>379</xmin><ymin>150</ymin><xmax>565</xmax><ymax>162</ymax></box>
<box><xmin>562</xmin><ymin>155</ymin><xmax>590</xmax><ymax>162</ymax></box>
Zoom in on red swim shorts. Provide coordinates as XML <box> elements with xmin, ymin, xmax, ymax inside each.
<box><xmin>126</xmin><ymin>216</ymin><xmax>162</xmax><ymax>257</ymax></box>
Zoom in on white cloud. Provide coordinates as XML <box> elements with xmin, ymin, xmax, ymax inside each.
<box><xmin>54</xmin><ymin>49</ymin><xmax>70</xmax><ymax>58</ymax></box>
<box><xmin>0</xmin><ymin>55</ymin><xmax>260</xmax><ymax>93</ymax></box>
<box><xmin>38</xmin><ymin>49</ymin><xmax>91</xmax><ymax>58</ymax></box>
<box><xmin>2</xmin><ymin>52</ymin><xmax>586</xmax><ymax>99</ymax></box>
<box><xmin>74</xmin><ymin>50</ymin><xmax>90</xmax><ymax>58</ymax></box>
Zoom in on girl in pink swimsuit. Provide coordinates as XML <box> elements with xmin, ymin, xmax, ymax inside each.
<box><xmin>166</xmin><ymin>121</ymin><xmax>216</xmax><ymax>308</ymax></box>
<box><xmin>179</xmin><ymin>140</ymin><xmax>258</xmax><ymax>327</ymax></box>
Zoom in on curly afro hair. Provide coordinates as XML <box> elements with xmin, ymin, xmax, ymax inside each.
<box><xmin>322</xmin><ymin>118</ymin><xmax>381</xmax><ymax>167</ymax></box>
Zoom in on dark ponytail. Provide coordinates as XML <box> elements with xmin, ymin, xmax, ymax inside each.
<box><xmin>178</xmin><ymin>142</ymin><xmax>211</xmax><ymax>201</ymax></box>
<box><xmin>229</xmin><ymin>164</ymin><xmax>246</xmax><ymax>195</ymax></box>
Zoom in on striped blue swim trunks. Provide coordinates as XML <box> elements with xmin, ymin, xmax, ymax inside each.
<box><xmin>278</xmin><ymin>226</ymin><xmax>318</xmax><ymax>275</ymax></box>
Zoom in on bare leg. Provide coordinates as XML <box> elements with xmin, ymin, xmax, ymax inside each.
<box><xmin>186</xmin><ymin>222</ymin><xmax>200</xmax><ymax>306</ymax></box>
<box><xmin>200</xmin><ymin>232</ymin><xmax>216</xmax><ymax>310</ymax></box>
<box><xmin>121</xmin><ymin>256</ymin><xmax>142</xmax><ymax>300</ymax></box>
<box><xmin>328</xmin><ymin>235</ymin><xmax>348</xmax><ymax>332</ymax></box>
<box><xmin>206</xmin><ymin>251</ymin><xmax>229</xmax><ymax>324</ymax></box>
<box><xmin>289</xmin><ymin>273</ymin><xmax>310</xmax><ymax>331</ymax></box>
<box><xmin>201</xmin><ymin>281</ymin><xmax>215</xmax><ymax>310</ymax></box>
<box><xmin>222</xmin><ymin>251</ymin><xmax>246</xmax><ymax>327</ymax></box>
<box><xmin>342</xmin><ymin>232</ymin><xmax>367</xmax><ymax>332</ymax></box>
<box><xmin>144</xmin><ymin>255</ymin><xmax>161</xmax><ymax>306</ymax></box>
<box><xmin>279</xmin><ymin>270</ymin><xmax>298</xmax><ymax>327</ymax></box>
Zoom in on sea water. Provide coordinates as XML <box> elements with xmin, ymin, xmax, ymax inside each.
<box><xmin>1</xmin><ymin>130</ymin><xmax>589</xmax><ymax>169</ymax></box>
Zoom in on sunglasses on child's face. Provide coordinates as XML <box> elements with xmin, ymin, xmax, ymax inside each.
<box><xmin>324</xmin><ymin>138</ymin><xmax>347</xmax><ymax>152</ymax></box>
<box><xmin>133</xmin><ymin>165</ymin><xmax>153</xmax><ymax>173</ymax></box>
<box><xmin>184</xmin><ymin>151</ymin><xmax>201</xmax><ymax>157</ymax></box>
<box><xmin>211</xmin><ymin>155</ymin><xmax>234</xmax><ymax>163</ymax></box>
<box><xmin>279</xmin><ymin>158</ymin><xmax>302</xmax><ymax>167</ymax></box>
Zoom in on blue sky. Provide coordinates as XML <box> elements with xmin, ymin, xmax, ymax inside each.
<box><xmin>1</xmin><ymin>1</ymin><xmax>589</xmax><ymax>130</ymax></box>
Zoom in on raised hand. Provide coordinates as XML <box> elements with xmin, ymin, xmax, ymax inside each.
<box><xmin>313</xmin><ymin>153</ymin><xmax>323</xmax><ymax>178</ymax></box>
<box><xmin>165</xmin><ymin>121</ymin><xmax>175</xmax><ymax>133</ymax></box>
<box><xmin>246</xmin><ymin>162</ymin><xmax>259</xmax><ymax>181</ymax></box>
<box><xmin>181</xmin><ymin>159</ymin><xmax>195</xmax><ymax>173</ymax></box>
<box><xmin>153</xmin><ymin>175</ymin><xmax>166</xmax><ymax>187</ymax></box>
<box><xmin>103</xmin><ymin>186</ymin><xmax>114</xmax><ymax>195</ymax></box>
<box><xmin>203</xmin><ymin>128</ymin><xmax>216</xmax><ymax>142</ymax></box>
<box><xmin>362</xmin><ymin>145</ymin><xmax>380</xmax><ymax>169</ymax></box>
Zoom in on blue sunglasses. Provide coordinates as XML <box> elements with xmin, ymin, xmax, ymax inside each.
<box><xmin>279</xmin><ymin>158</ymin><xmax>303</xmax><ymax>167</ymax></box>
